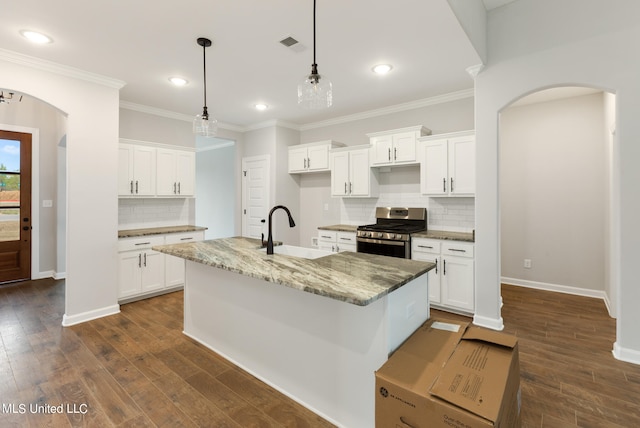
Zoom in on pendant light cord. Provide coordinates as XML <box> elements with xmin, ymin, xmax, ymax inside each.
<box><xmin>202</xmin><ymin>42</ymin><xmax>208</xmax><ymax>117</ymax></box>
<box><xmin>313</xmin><ymin>0</ymin><xmax>317</xmax><ymax>67</ymax></box>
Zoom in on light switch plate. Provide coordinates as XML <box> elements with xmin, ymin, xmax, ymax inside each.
<box><xmin>42</xmin><ymin>200</ymin><xmax>53</xmax><ymax>208</ymax></box>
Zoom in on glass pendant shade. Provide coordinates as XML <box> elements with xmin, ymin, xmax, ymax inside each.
<box><xmin>298</xmin><ymin>66</ymin><xmax>333</xmax><ymax>109</ymax></box>
<box><xmin>193</xmin><ymin>111</ymin><xmax>218</xmax><ymax>137</ymax></box>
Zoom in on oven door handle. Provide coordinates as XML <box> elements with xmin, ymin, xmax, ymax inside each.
<box><xmin>356</xmin><ymin>237</ymin><xmax>406</xmax><ymax>247</ymax></box>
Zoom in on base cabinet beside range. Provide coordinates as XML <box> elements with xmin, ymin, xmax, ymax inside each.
<box><xmin>317</xmin><ymin>230</ymin><xmax>357</xmax><ymax>253</ymax></box>
<box><xmin>118</xmin><ymin>230</ymin><xmax>205</xmax><ymax>301</ymax></box>
<box><xmin>411</xmin><ymin>237</ymin><xmax>474</xmax><ymax>313</ymax></box>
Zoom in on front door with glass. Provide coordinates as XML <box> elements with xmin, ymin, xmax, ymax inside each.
<box><xmin>0</xmin><ymin>130</ymin><xmax>32</xmax><ymax>282</ymax></box>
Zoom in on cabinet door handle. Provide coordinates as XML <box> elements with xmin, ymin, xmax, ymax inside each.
<box><xmin>307</xmin><ymin>157</ymin><xmax>310</xmax><ymax>168</ymax></box>
<box><xmin>443</xmin><ymin>178</ymin><xmax>446</xmax><ymax>192</ymax></box>
<box><xmin>138</xmin><ymin>253</ymin><xmax>142</xmax><ymax>268</ymax></box>
<box><xmin>451</xmin><ymin>177</ymin><xmax>454</xmax><ymax>192</ymax></box>
<box><xmin>349</xmin><ymin>182</ymin><xmax>353</xmax><ymax>194</ymax></box>
<box><xmin>304</xmin><ymin>158</ymin><xmax>307</xmax><ymax>168</ymax></box>
<box><xmin>143</xmin><ymin>253</ymin><xmax>147</xmax><ymax>267</ymax></box>
<box><xmin>435</xmin><ymin>259</ymin><xmax>438</xmax><ymax>274</ymax></box>
<box><xmin>344</xmin><ymin>182</ymin><xmax>347</xmax><ymax>194</ymax></box>
<box><xmin>135</xmin><ymin>181</ymin><xmax>139</xmax><ymax>194</ymax></box>
<box><xmin>394</xmin><ymin>147</ymin><xmax>397</xmax><ymax>160</ymax></box>
<box><xmin>130</xmin><ymin>180</ymin><xmax>134</xmax><ymax>194</ymax></box>
<box><xmin>336</xmin><ymin>245</ymin><xmax>340</xmax><ymax>252</ymax></box>
<box><xmin>388</xmin><ymin>148</ymin><xmax>391</xmax><ymax>161</ymax></box>
<box><xmin>173</xmin><ymin>182</ymin><xmax>177</xmax><ymax>194</ymax></box>
<box><xmin>178</xmin><ymin>182</ymin><xmax>181</xmax><ymax>194</ymax></box>
<box><xmin>443</xmin><ymin>259</ymin><xmax>446</xmax><ymax>275</ymax></box>
<box><xmin>331</xmin><ymin>245</ymin><xmax>335</xmax><ymax>252</ymax></box>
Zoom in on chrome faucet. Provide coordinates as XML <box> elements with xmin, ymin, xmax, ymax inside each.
<box><xmin>266</xmin><ymin>205</ymin><xmax>296</xmax><ymax>255</ymax></box>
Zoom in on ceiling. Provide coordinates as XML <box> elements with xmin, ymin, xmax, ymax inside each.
<box><xmin>1</xmin><ymin>0</ymin><xmax>513</xmax><ymax>129</ymax></box>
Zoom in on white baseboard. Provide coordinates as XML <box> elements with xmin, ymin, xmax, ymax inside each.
<box><xmin>33</xmin><ymin>270</ymin><xmax>66</xmax><ymax>280</ymax></box>
<box><xmin>473</xmin><ymin>314</ymin><xmax>504</xmax><ymax>331</ymax></box>
<box><xmin>613</xmin><ymin>342</ymin><xmax>640</xmax><ymax>365</ymax></box>
<box><xmin>501</xmin><ymin>277</ymin><xmax>614</xmax><ymax>318</ymax></box>
<box><xmin>62</xmin><ymin>304</ymin><xmax>120</xmax><ymax>326</ymax></box>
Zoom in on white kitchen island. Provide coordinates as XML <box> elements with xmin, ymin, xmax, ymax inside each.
<box><xmin>154</xmin><ymin>237</ymin><xmax>434</xmax><ymax>428</ymax></box>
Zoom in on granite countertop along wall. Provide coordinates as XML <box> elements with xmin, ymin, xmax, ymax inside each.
<box><xmin>118</xmin><ymin>225</ymin><xmax>207</xmax><ymax>238</ymax></box>
<box><xmin>412</xmin><ymin>230</ymin><xmax>475</xmax><ymax>242</ymax></box>
<box><xmin>153</xmin><ymin>237</ymin><xmax>434</xmax><ymax>306</ymax></box>
<box><xmin>317</xmin><ymin>224</ymin><xmax>359</xmax><ymax>233</ymax></box>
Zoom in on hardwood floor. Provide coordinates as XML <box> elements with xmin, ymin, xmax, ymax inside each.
<box><xmin>1</xmin><ymin>279</ymin><xmax>639</xmax><ymax>427</ymax></box>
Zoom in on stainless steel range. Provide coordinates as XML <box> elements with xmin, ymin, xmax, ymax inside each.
<box><xmin>356</xmin><ymin>207</ymin><xmax>427</xmax><ymax>259</ymax></box>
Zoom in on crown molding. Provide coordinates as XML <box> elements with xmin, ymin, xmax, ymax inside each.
<box><xmin>244</xmin><ymin>119</ymin><xmax>301</xmax><ymax>132</ymax></box>
<box><xmin>0</xmin><ymin>48</ymin><xmax>125</xmax><ymax>89</ymax></box>
<box><xmin>119</xmin><ymin>101</ymin><xmax>245</xmax><ymax>133</ymax></box>
<box><xmin>298</xmin><ymin>88</ymin><xmax>475</xmax><ymax>131</ymax></box>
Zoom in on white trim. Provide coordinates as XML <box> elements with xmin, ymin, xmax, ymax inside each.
<box><xmin>53</xmin><ymin>271</ymin><xmax>66</xmax><ymax>280</ymax></box>
<box><xmin>120</xmin><ymin>89</ymin><xmax>475</xmax><ymax>133</ymax></box>
<box><xmin>119</xmin><ymin>138</ymin><xmax>197</xmax><ymax>151</ymax></box>
<box><xmin>299</xmin><ymin>89</ymin><xmax>475</xmax><ymax>131</ymax></box>
<box><xmin>62</xmin><ymin>304</ymin><xmax>120</xmax><ymax>326</ymax></box>
<box><xmin>501</xmin><ymin>277</ymin><xmax>612</xmax><ymax>313</ymax></box>
<box><xmin>612</xmin><ymin>342</ymin><xmax>640</xmax><ymax>365</ymax></box>
<box><xmin>0</xmin><ymin>123</ymin><xmax>40</xmax><ymax>280</ymax></box>
<box><xmin>473</xmin><ymin>313</ymin><xmax>504</xmax><ymax>331</ymax></box>
<box><xmin>196</xmin><ymin>141</ymin><xmax>235</xmax><ymax>152</ymax></box>
<box><xmin>0</xmin><ymin>48</ymin><xmax>125</xmax><ymax>89</ymax></box>
<box><xmin>119</xmin><ymin>101</ymin><xmax>245</xmax><ymax>133</ymax></box>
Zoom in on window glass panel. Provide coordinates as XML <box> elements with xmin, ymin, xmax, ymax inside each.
<box><xmin>0</xmin><ymin>208</ymin><xmax>19</xmax><ymax>242</ymax></box>
<box><xmin>0</xmin><ymin>138</ymin><xmax>21</xmax><ymax>241</ymax></box>
<box><xmin>0</xmin><ymin>139</ymin><xmax>21</xmax><ymax>173</ymax></box>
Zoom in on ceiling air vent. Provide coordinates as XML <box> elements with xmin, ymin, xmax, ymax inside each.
<box><xmin>279</xmin><ymin>36</ymin><xmax>306</xmax><ymax>53</ymax></box>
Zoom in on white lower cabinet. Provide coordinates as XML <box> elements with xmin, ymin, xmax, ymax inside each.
<box><xmin>118</xmin><ymin>231</ymin><xmax>205</xmax><ymax>301</ymax></box>
<box><xmin>317</xmin><ymin>230</ymin><xmax>357</xmax><ymax>253</ymax></box>
<box><xmin>412</xmin><ymin>238</ymin><xmax>474</xmax><ymax>313</ymax></box>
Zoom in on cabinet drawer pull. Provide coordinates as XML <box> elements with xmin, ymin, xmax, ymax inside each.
<box><xmin>339</xmin><ymin>237</ymin><xmax>352</xmax><ymax>241</ymax></box>
<box><xmin>180</xmin><ymin>237</ymin><xmax>194</xmax><ymax>241</ymax></box>
<box><xmin>135</xmin><ymin>242</ymin><xmax>151</xmax><ymax>246</ymax></box>
<box><xmin>321</xmin><ymin>235</ymin><xmax>332</xmax><ymax>239</ymax></box>
<box><xmin>418</xmin><ymin>245</ymin><xmax>433</xmax><ymax>249</ymax></box>
<box><xmin>449</xmin><ymin>248</ymin><xmax>466</xmax><ymax>252</ymax></box>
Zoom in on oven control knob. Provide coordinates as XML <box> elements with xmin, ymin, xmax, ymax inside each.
<box><xmin>392</xmin><ymin>234</ymin><xmax>398</xmax><ymax>239</ymax></box>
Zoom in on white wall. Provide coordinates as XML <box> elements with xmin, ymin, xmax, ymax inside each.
<box><xmin>196</xmin><ymin>144</ymin><xmax>236</xmax><ymax>239</ymax></box>
<box><xmin>0</xmin><ymin>53</ymin><xmax>123</xmax><ymax>325</ymax></box>
<box><xmin>475</xmin><ymin>0</ymin><xmax>640</xmax><ymax>363</ymax></box>
<box><xmin>500</xmin><ymin>92</ymin><xmax>607</xmax><ymax>294</ymax></box>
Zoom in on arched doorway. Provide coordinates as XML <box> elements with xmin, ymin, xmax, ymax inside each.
<box><xmin>498</xmin><ymin>86</ymin><xmax>616</xmax><ymax>320</ymax></box>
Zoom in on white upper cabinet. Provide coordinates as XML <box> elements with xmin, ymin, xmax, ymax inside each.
<box><xmin>419</xmin><ymin>131</ymin><xmax>475</xmax><ymax>197</ymax></box>
<box><xmin>118</xmin><ymin>144</ymin><xmax>156</xmax><ymax>196</ymax></box>
<box><xmin>330</xmin><ymin>146</ymin><xmax>378</xmax><ymax>198</ymax></box>
<box><xmin>119</xmin><ymin>140</ymin><xmax>196</xmax><ymax>198</ymax></box>
<box><xmin>156</xmin><ymin>148</ymin><xmax>195</xmax><ymax>196</ymax></box>
<box><xmin>368</xmin><ymin>126</ymin><xmax>431</xmax><ymax>167</ymax></box>
<box><xmin>288</xmin><ymin>140</ymin><xmax>344</xmax><ymax>173</ymax></box>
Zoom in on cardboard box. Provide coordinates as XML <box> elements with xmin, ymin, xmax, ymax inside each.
<box><xmin>375</xmin><ymin>318</ymin><xmax>521</xmax><ymax>428</ymax></box>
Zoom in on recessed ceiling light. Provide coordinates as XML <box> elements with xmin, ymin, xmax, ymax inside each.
<box><xmin>372</xmin><ymin>64</ymin><xmax>393</xmax><ymax>75</ymax></box>
<box><xmin>169</xmin><ymin>77</ymin><xmax>188</xmax><ymax>86</ymax></box>
<box><xmin>20</xmin><ymin>30</ymin><xmax>53</xmax><ymax>44</ymax></box>
<box><xmin>255</xmin><ymin>103</ymin><xmax>268</xmax><ymax>111</ymax></box>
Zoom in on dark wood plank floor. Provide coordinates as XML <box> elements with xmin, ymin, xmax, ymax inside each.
<box><xmin>1</xmin><ymin>279</ymin><xmax>639</xmax><ymax>427</ymax></box>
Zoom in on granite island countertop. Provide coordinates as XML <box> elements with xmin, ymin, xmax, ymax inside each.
<box><xmin>118</xmin><ymin>225</ymin><xmax>207</xmax><ymax>238</ymax></box>
<box><xmin>153</xmin><ymin>236</ymin><xmax>434</xmax><ymax>306</ymax></box>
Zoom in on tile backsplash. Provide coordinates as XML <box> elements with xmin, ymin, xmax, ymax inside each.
<box><xmin>340</xmin><ymin>193</ymin><xmax>474</xmax><ymax>232</ymax></box>
<box><xmin>119</xmin><ymin>198</ymin><xmax>192</xmax><ymax>230</ymax></box>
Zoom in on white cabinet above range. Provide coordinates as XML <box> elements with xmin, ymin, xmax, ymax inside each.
<box><xmin>367</xmin><ymin>126</ymin><xmax>431</xmax><ymax>167</ymax></box>
<box><xmin>419</xmin><ymin>130</ymin><xmax>475</xmax><ymax>197</ymax></box>
<box><xmin>288</xmin><ymin>140</ymin><xmax>345</xmax><ymax>173</ymax></box>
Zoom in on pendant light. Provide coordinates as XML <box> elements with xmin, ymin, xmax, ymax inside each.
<box><xmin>193</xmin><ymin>37</ymin><xmax>218</xmax><ymax>137</ymax></box>
<box><xmin>297</xmin><ymin>0</ymin><xmax>332</xmax><ymax>109</ymax></box>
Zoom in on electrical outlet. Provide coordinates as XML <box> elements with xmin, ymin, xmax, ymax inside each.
<box><xmin>524</xmin><ymin>259</ymin><xmax>532</xmax><ymax>269</ymax></box>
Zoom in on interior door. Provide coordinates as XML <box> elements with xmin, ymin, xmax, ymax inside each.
<box><xmin>241</xmin><ymin>155</ymin><xmax>270</xmax><ymax>239</ymax></box>
<box><xmin>0</xmin><ymin>130</ymin><xmax>32</xmax><ymax>282</ymax></box>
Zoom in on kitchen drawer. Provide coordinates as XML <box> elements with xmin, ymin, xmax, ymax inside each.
<box><xmin>165</xmin><ymin>231</ymin><xmax>205</xmax><ymax>245</ymax></box>
<box><xmin>337</xmin><ymin>232</ymin><xmax>356</xmax><ymax>245</ymax></box>
<box><xmin>118</xmin><ymin>235</ymin><xmax>165</xmax><ymax>252</ymax></box>
<box><xmin>411</xmin><ymin>238</ymin><xmax>441</xmax><ymax>255</ymax></box>
<box><xmin>318</xmin><ymin>230</ymin><xmax>337</xmax><ymax>242</ymax></box>
<box><xmin>441</xmin><ymin>241</ymin><xmax>474</xmax><ymax>258</ymax></box>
